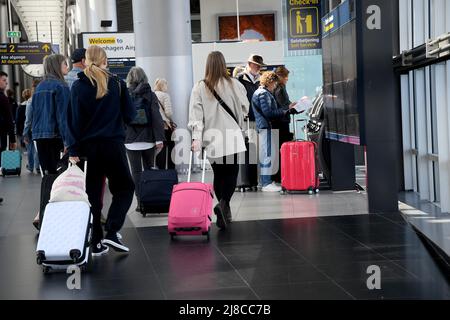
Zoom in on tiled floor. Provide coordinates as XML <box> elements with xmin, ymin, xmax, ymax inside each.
<box><xmin>0</xmin><ymin>170</ymin><xmax>449</xmax><ymax>300</ymax></box>
<box><xmin>399</xmin><ymin>192</ymin><xmax>450</xmax><ymax>258</ymax></box>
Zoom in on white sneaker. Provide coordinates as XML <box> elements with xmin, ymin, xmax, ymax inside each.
<box><xmin>262</xmin><ymin>184</ymin><xmax>282</xmax><ymax>193</ymax></box>
<box><xmin>273</xmin><ymin>182</ymin><xmax>281</xmax><ymax>187</ymax></box>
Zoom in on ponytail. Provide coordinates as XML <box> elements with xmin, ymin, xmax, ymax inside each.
<box><xmin>84</xmin><ymin>46</ymin><xmax>109</xmax><ymax>99</ymax></box>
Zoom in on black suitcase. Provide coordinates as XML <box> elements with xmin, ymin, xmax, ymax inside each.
<box><xmin>237</xmin><ymin>120</ymin><xmax>258</xmax><ymax>192</ymax></box>
<box><xmin>139</xmin><ymin>168</ymin><xmax>178</xmax><ymax>217</ymax></box>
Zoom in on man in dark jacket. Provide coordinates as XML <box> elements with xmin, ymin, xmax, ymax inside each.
<box><xmin>237</xmin><ymin>54</ymin><xmax>265</xmax><ymax>189</ymax></box>
<box><xmin>0</xmin><ymin>71</ymin><xmax>17</xmax><ymax>161</ymax></box>
<box><xmin>237</xmin><ymin>54</ymin><xmax>265</xmax><ymax>122</ymax></box>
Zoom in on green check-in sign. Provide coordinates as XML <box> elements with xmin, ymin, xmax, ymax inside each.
<box><xmin>286</xmin><ymin>0</ymin><xmax>322</xmax><ymax>51</ymax></box>
<box><xmin>7</xmin><ymin>31</ymin><xmax>21</xmax><ymax>38</ymax></box>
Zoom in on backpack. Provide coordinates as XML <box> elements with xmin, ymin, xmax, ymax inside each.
<box><xmin>130</xmin><ymin>95</ymin><xmax>149</xmax><ymax>125</ymax></box>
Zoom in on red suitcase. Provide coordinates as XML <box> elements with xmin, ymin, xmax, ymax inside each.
<box><xmin>281</xmin><ymin>114</ymin><xmax>320</xmax><ymax>194</ymax></box>
<box><xmin>281</xmin><ymin>140</ymin><xmax>320</xmax><ymax>194</ymax></box>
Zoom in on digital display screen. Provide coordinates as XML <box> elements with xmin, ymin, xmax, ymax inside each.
<box><xmin>322</xmin><ymin>0</ymin><xmax>360</xmax><ymax>145</ymax></box>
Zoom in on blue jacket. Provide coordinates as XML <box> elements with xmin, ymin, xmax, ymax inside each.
<box><xmin>66</xmin><ymin>72</ymin><xmax>136</xmax><ymax>157</ymax></box>
<box><xmin>65</xmin><ymin>67</ymin><xmax>83</xmax><ymax>90</ymax></box>
<box><xmin>252</xmin><ymin>87</ymin><xmax>288</xmax><ymax>130</ymax></box>
<box><xmin>23</xmin><ymin>77</ymin><xmax>70</xmax><ymax>145</ymax></box>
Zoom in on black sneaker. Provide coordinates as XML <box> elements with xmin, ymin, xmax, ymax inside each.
<box><xmin>214</xmin><ymin>203</ymin><xmax>227</xmax><ymax>230</ymax></box>
<box><xmin>92</xmin><ymin>242</ymin><xmax>109</xmax><ymax>257</ymax></box>
<box><xmin>103</xmin><ymin>232</ymin><xmax>129</xmax><ymax>253</ymax></box>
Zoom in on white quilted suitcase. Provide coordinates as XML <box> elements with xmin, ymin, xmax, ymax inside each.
<box><xmin>36</xmin><ymin>201</ymin><xmax>92</xmax><ymax>273</ymax></box>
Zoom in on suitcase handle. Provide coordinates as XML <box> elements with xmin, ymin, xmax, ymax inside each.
<box><xmin>187</xmin><ymin>150</ymin><xmax>207</xmax><ymax>184</ymax></box>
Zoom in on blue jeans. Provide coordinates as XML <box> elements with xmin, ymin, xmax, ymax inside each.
<box><xmin>259</xmin><ymin>129</ymin><xmax>273</xmax><ymax>187</ymax></box>
<box><xmin>26</xmin><ymin>141</ymin><xmax>40</xmax><ymax>171</ymax></box>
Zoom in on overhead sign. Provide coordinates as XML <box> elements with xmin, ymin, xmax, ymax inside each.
<box><xmin>81</xmin><ymin>33</ymin><xmax>135</xmax><ymax>59</ymax></box>
<box><xmin>81</xmin><ymin>33</ymin><xmax>136</xmax><ymax>80</ymax></box>
<box><xmin>7</xmin><ymin>31</ymin><xmax>21</xmax><ymax>38</ymax></box>
<box><xmin>0</xmin><ymin>43</ymin><xmax>51</xmax><ymax>65</ymax></box>
<box><xmin>287</xmin><ymin>0</ymin><xmax>322</xmax><ymax>51</ymax></box>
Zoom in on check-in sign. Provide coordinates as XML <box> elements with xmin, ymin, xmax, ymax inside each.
<box><xmin>0</xmin><ymin>43</ymin><xmax>52</xmax><ymax>65</ymax></box>
<box><xmin>286</xmin><ymin>0</ymin><xmax>322</xmax><ymax>51</ymax></box>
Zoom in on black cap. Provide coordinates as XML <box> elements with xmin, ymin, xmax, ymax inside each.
<box><xmin>71</xmin><ymin>48</ymin><xmax>86</xmax><ymax>63</ymax></box>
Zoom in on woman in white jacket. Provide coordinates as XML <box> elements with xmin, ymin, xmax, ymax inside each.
<box><xmin>189</xmin><ymin>51</ymin><xmax>249</xmax><ymax>230</ymax></box>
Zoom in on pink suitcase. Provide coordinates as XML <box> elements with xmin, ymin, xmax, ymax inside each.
<box><xmin>168</xmin><ymin>151</ymin><xmax>213</xmax><ymax>240</ymax></box>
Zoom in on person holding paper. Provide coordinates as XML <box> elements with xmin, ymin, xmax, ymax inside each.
<box><xmin>252</xmin><ymin>72</ymin><xmax>299</xmax><ymax>193</ymax></box>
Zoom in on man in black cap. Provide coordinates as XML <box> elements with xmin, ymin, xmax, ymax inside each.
<box><xmin>65</xmin><ymin>48</ymin><xmax>86</xmax><ymax>89</ymax></box>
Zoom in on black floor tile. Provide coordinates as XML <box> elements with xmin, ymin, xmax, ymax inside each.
<box><xmin>156</xmin><ymin>269</ymin><xmax>247</xmax><ymax>294</ymax></box>
<box><xmin>392</xmin><ymin>259</ymin><xmax>450</xmax><ymax>283</ymax></box>
<box><xmin>0</xmin><ymin>275</ymin><xmax>165</xmax><ymax>300</ymax></box>
<box><xmin>251</xmin><ymin>282</ymin><xmax>353</xmax><ymax>300</ymax></box>
<box><xmin>210</xmin><ymin>221</ymin><xmax>279</xmax><ymax>244</ymax></box>
<box><xmin>319</xmin><ymin>214</ymin><xmax>391</xmax><ymax>226</ymax></box>
<box><xmin>349</xmin><ymin>231</ymin><xmax>423</xmax><ymax>249</ymax></box>
<box><xmin>295</xmin><ymin>246</ymin><xmax>387</xmax><ymax>266</ymax></box>
<box><xmin>142</xmin><ymin>242</ymin><xmax>233</xmax><ymax>275</ymax></box>
<box><xmin>165</xmin><ymin>287</ymin><xmax>259</xmax><ymax>300</ymax></box>
<box><xmin>315</xmin><ymin>260</ymin><xmax>417</xmax><ymax>282</ymax></box>
<box><xmin>371</xmin><ymin>243</ymin><xmax>443</xmax><ymax>261</ymax></box>
<box><xmin>236</xmin><ymin>264</ymin><xmax>329</xmax><ymax>286</ymax></box>
<box><xmin>336</xmin><ymin>277</ymin><xmax>450</xmax><ymax>300</ymax></box>
<box><xmin>376</xmin><ymin>212</ymin><xmax>408</xmax><ymax>225</ymax></box>
<box><xmin>217</xmin><ymin>240</ymin><xmax>308</xmax><ymax>268</ymax></box>
<box><xmin>334</xmin><ymin>222</ymin><xmax>412</xmax><ymax>238</ymax></box>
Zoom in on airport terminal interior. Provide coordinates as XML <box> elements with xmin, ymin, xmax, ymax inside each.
<box><xmin>0</xmin><ymin>0</ymin><xmax>450</xmax><ymax>300</ymax></box>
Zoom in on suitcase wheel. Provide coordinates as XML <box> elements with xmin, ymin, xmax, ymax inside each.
<box><xmin>281</xmin><ymin>188</ymin><xmax>288</xmax><ymax>196</ymax></box>
<box><xmin>36</xmin><ymin>251</ymin><xmax>46</xmax><ymax>265</ymax></box>
<box><xmin>43</xmin><ymin>266</ymin><xmax>51</xmax><ymax>274</ymax></box>
<box><xmin>315</xmin><ymin>189</ymin><xmax>320</xmax><ymax>194</ymax></box>
<box><xmin>239</xmin><ymin>188</ymin><xmax>246</xmax><ymax>193</ymax></box>
<box><xmin>170</xmin><ymin>233</ymin><xmax>176</xmax><ymax>241</ymax></box>
<box><xmin>70</xmin><ymin>250</ymin><xmax>81</xmax><ymax>263</ymax></box>
<box><xmin>202</xmin><ymin>230</ymin><xmax>211</xmax><ymax>241</ymax></box>
<box><xmin>308</xmin><ymin>188</ymin><xmax>314</xmax><ymax>195</ymax></box>
<box><xmin>142</xmin><ymin>213</ymin><xmax>147</xmax><ymax>218</ymax></box>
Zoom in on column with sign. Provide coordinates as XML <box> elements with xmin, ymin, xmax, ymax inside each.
<box><xmin>287</xmin><ymin>0</ymin><xmax>322</xmax><ymax>51</ymax></box>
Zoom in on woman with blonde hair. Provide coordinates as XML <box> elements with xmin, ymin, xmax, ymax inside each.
<box><xmin>67</xmin><ymin>45</ymin><xmax>137</xmax><ymax>256</ymax></box>
<box><xmin>154</xmin><ymin>78</ymin><xmax>176</xmax><ymax>169</ymax></box>
<box><xmin>188</xmin><ymin>51</ymin><xmax>249</xmax><ymax>230</ymax></box>
<box><xmin>252</xmin><ymin>71</ymin><xmax>298</xmax><ymax>192</ymax></box>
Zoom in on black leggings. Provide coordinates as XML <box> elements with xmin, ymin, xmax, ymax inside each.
<box><xmin>210</xmin><ymin>155</ymin><xmax>239</xmax><ymax>204</ymax></box>
<box><xmin>80</xmin><ymin>140</ymin><xmax>135</xmax><ymax>244</ymax></box>
<box><xmin>35</xmin><ymin>139</ymin><xmax>64</xmax><ymax>174</ymax></box>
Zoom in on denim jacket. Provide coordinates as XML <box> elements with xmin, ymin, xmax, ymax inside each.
<box><xmin>23</xmin><ymin>76</ymin><xmax>70</xmax><ymax>146</ymax></box>
<box><xmin>65</xmin><ymin>67</ymin><xmax>83</xmax><ymax>90</ymax></box>
<box><xmin>252</xmin><ymin>87</ymin><xmax>288</xmax><ymax>130</ymax></box>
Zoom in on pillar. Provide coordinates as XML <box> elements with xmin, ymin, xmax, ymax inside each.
<box><xmin>0</xmin><ymin>2</ymin><xmax>12</xmax><ymax>76</ymax></box>
<box><xmin>132</xmin><ymin>0</ymin><xmax>194</xmax><ymax>162</ymax></box>
<box><xmin>76</xmin><ymin>0</ymin><xmax>118</xmax><ymax>33</ymax></box>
